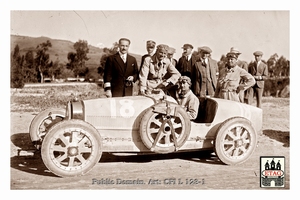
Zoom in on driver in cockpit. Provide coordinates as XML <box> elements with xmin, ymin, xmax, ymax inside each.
<box><xmin>175</xmin><ymin>76</ymin><xmax>199</xmax><ymax>120</ymax></box>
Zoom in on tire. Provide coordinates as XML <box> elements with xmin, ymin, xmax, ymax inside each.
<box><xmin>29</xmin><ymin>108</ymin><xmax>65</xmax><ymax>149</ymax></box>
<box><xmin>41</xmin><ymin>119</ymin><xmax>102</xmax><ymax>177</ymax></box>
<box><xmin>214</xmin><ymin>117</ymin><xmax>257</xmax><ymax>165</ymax></box>
<box><xmin>139</xmin><ymin>105</ymin><xmax>191</xmax><ymax>154</ymax></box>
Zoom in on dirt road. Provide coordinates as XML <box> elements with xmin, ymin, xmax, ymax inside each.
<box><xmin>10</xmin><ymin>97</ymin><xmax>290</xmax><ymax>190</ymax></box>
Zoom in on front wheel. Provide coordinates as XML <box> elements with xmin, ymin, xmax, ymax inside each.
<box><xmin>41</xmin><ymin>119</ymin><xmax>102</xmax><ymax>177</ymax></box>
<box><xmin>29</xmin><ymin>108</ymin><xmax>65</xmax><ymax>149</ymax></box>
<box><xmin>214</xmin><ymin>117</ymin><xmax>257</xmax><ymax>165</ymax></box>
<box><xmin>139</xmin><ymin>105</ymin><xmax>191</xmax><ymax>154</ymax></box>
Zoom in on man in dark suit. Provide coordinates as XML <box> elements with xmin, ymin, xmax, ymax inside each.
<box><xmin>176</xmin><ymin>44</ymin><xmax>197</xmax><ymax>80</ymax></box>
<box><xmin>193</xmin><ymin>46</ymin><xmax>218</xmax><ymax>97</ymax></box>
<box><xmin>247</xmin><ymin>51</ymin><xmax>268</xmax><ymax>108</ymax></box>
<box><xmin>104</xmin><ymin>38</ymin><xmax>139</xmax><ymax>97</ymax></box>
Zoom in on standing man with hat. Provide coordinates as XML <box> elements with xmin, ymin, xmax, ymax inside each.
<box><xmin>167</xmin><ymin>47</ymin><xmax>177</xmax><ymax>67</ymax></box>
<box><xmin>193</xmin><ymin>46</ymin><xmax>218</xmax><ymax>97</ymax></box>
<box><xmin>139</xmin><ymin>44</ymin><xmax>181</xmax><ymax>95</ymax></box>
<box><xmin>176</xmin><ymin>44</ymin><xmax>197</xmax><ymax>80</ymax></box>
<box><xmin>104</xmin><ymin>38</ymin><xmax>139</xmax><ymax>97</ymax></box>
<box><xmin>229</xmin><ymin>47</ymin><xmax>249</xmax><ymax>103</ymax></box>
<box><xmin>214</xmin><ymin>52</ymin><xmax>255</xmax><ymax>102</ymax></box>
<box><xmin>140</xmin><ymin>40</ymin><xmax>156</xmax><ymax>71</ymax></box>
<box><xmin>175</xmin><ymin>76</ymin><xmax>199</xmax><ymax>120</ymax></box>
<box><xmin>247</xmin><ymin>51</ymin><xmax>268</xmax><ymax>108</ymax></box>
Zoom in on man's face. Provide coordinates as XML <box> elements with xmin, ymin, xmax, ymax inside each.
<box><xmin>157</xmin><ymin>50</ymin><xmax>167</xmax><ymax>61</ymax></box>
<box><xmin>255</xmin><ymin>55</ymin><xmax>262</xmax><ymax>62</ymax></box>
<box><xmin>183</xmin><ymin>47</ymin><xmax>192</xmax><ymax>56</ymax></box>
<box><xmin>167</xmin><ymin>53</ymin><xmax>174</xmax><ymax>59</ymax></box>
<box><xmin>147</xmin><ymin>46</ymin><xmax>155</xmax><ymax>55</ymax></box>
<box><xmin>227</xmin><ymin>57</ymin><xmax>237</xmax><ymax>68</ymax></box>
<box><xmin>200</xmin><ymin>51</ymin><xmax>210</xmax><ymax>59</ymax></box>
<box><xmin>178</xmin><ymin>80</ymin><xmax>190</xmax><ymax>91</ymax></box>
<box><xmin>119</xmin><ymin>40</ymin><xmax>130</xmax><ymax>54</ymax></box>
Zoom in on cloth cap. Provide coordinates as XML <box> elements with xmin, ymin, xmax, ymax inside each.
<box><xmin>147</xmin><ymin>40</ymin><xmax>156</xmax><ymax>48</ymax></box>
<box><xmin>178</xmin><ymin>76</ymin><xmax>191</xmax><ymax>85</ymax></box>
<box><xmin>168</xmin><ymin>47</ymin><xmax>176</xmax><ymax>54</ymax></box>
<box><xmin>182</xmin><ymin>44</ymin><xmax>193</xmax><ymax>49</ymax></box>
<box><xmin>198</xmin><ymin>46</ymin><xmax>212</xmax><ymax>53</ymax></box>
<box><xmin>226</xmin><ymin>52</ymin><xmax>238</xmax><ymax>59</ymax></box>
<box><xmin>157</xmin><ymin>44</ymin><xmax>169</xmax><ymax>53</ymax></box>
<box><xmin>253</xmin><ymin>51</ymin><xmax>263</xmax><ymax>56</ymax></box>
<box><xmin>230</xmin><ymin>47</ymin><xmax>241</xmax><ymax>55</ymax></box>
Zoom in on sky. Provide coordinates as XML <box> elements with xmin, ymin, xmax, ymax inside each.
<box><xmin>10</xmin><ymin>9</ymin><xmax>290</xmax><ymax>63</ymax></box>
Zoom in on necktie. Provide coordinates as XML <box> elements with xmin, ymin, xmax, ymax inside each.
<box><xmin>121</xmin><ymin>55</ymin><xmax>126</xmax><ymax>63</ymax></box>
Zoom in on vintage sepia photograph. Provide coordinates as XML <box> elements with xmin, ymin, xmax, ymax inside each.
<box><xmin>6</xmin><ymin>0</ymin><xmax>296</xmax><ymax>196</ymax></box>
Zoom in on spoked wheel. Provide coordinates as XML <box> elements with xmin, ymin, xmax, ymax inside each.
<box><xmin>41</xmin><ymin>119</ymin><xmax>102</xmax><ymax>177</ymax></box>
<box><xmin>140</xmin><ymin>105</ymin><xmax>191</xmax><ymax>154</ymax></box>
<box><xmin>214</xmin><ymin>117</ymin><xmax>257</xmax><ymax>165</ymax></box>
<box><xmin>29</xmin><ymin>108</ymin><xmax>65</xmax><ymax>149</ymax></box>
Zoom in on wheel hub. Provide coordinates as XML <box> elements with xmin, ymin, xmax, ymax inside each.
<box><xmin>235</xmin><ymin>139</ymin><xmax>243</xmax><ymax>147</ymax></box>
<box><xmin>67</xmin><ymin>146</ymin><xmax>79</xmax><ymax>156</ymax></box>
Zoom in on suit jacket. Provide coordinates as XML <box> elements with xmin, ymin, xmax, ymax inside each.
<box><xmin>248</xmin><ymin>61</ymin><xmax>268</xmax><ymax>88</ymax></box>
<box><xmin>193</xmin><ymin>57</ymin><xmax>218</xmax><ymax>96</ymax></box>
<box><xmin>176</xmin><ymin>54</ymin><xmax>197</xmax><ymax>80</ymax></box>
<box><xmin>104</xmin><ymin>52</ymin><xmax>139</xmax><ymax>97</ymax></box>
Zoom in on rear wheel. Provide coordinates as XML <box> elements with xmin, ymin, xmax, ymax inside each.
<box><xmin>29</xmin><ymin>108</ymin><xmax>65</xmax><ymax>149</ymax></box>
<box><xmin>41</xmin><ymin>119</ymin><xmax>102</xmax><ymax>177</ymax></box>
<box><xmin>140</xmin><ymin>105</ymin><xmax>191</xmax><ymax>154</ymax></box>
<box><xmin>214</xmin><ymin>117</ymin><xmax>257</xmax><ymax>165</ymax></box>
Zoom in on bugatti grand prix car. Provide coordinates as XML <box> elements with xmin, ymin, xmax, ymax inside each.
<box><xmin>29</xmin><ymin>93</ymin><xmax>262</xmax><ymax>177</ymax></box>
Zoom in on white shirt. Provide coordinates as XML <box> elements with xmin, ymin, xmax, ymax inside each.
<box><xmin>119</xmin><ymin>52</ymin><xmax>127</xmax><ymax>62</ymax></box>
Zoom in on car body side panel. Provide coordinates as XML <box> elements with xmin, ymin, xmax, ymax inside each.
<box><xmin>182</xmin><ymin>98</ymin><xmax>262</xmax><ymax>150</ymax></box>
<box><xmin>81</xmin><ymin>96</ymin><xmax>262</xmax><ymax>152</ymax></box>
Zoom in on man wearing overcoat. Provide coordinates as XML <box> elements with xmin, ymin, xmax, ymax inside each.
<box><xmin>214</xmin><ymin>52</ymin><xmax>255</xmax><ymax>102</ymax></box>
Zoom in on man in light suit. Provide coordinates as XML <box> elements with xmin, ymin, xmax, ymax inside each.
<box><xmin>247</xmin><ymin>51</ymin><xmax>268</xmax><ymax>108</ymax></box>
<box><xmin>167</xmin><ymin>47</ymin><xmax>178</xmax><ymax>67</ymax></box>
<box><xmin>193</xmin><ymin>46</ymin><xmax>218</xmax><ymax>97</ymax></box>
<box><xmin>229</xmin><ymin>47</ymin><xmax>249</xmax><ymax>103</ymax></box>
<box><xmin>104</xmin><ymin>38</ymin><xmax>139</xmax><ymax>97</ymax></box>
<box><xmin>139</xmin><ymin>44</ymin><xmax>180</xmax><ymax>95</ymax></box>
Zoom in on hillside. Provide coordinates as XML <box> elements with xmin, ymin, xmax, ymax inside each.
<box><xmin>10</xmin><ymin>35</ymin><xmax>142</xmax><ymax>68</ymax></box>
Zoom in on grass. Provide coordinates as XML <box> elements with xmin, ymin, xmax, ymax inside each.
<box><xmin>10</xmin><ymin>83</ymin><xmax>105</xmax><ymax>112</ymax></box>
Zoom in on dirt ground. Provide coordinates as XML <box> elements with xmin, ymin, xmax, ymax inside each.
<box><xmin>10</xmin><ymin>97</ymin><xmax>290</xmax><ymax>190</ymax></box>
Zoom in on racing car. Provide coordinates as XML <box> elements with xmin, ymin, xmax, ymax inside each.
<box><xmin>29</xmin><ymin>92</ymin><xmax>262</xmax><ymax>177</ymax></box>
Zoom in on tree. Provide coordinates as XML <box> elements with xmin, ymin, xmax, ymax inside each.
<box><xmin>98</xmin><ymin>42</ymin><xmax>118</xmax><ymax>77</ymax></box>
<box><xmin>35</xmin><ymin>40</ymin><xmax>52</xmax><ymax>83</ymax></box>
<box><xmin>23</xmin><ymin>50</ymin><xmax>38</xmax><ymax>83</ymax></box>
<box><xmin>11</xmin><ymin>44</ymin><xmax>25</xmax><ymax>88</ymax></box>
<box><xmin>48</xmin><ymin>60</ymin><xmax>63</xmax><ymax>81</ymax></box>
<box><xmin>67</xmin><ymin>40</ymin><xmax>90</xmax><ymax>78</ymax></box>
